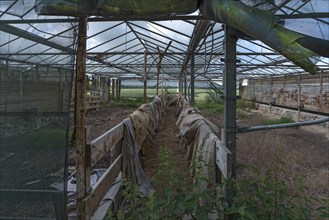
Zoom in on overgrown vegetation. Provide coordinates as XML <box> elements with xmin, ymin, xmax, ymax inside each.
<box><xmin>107</xmin><ymin>146</ymin><xmax>328</xmax><ymax>219</ymax></box>
<box><xmin>263</xmin><ymin>116</ymin><xmax>295</xmax><ymax>125</ymax></box>
<box><xmin>196</xmin><ymin>95</ymin><xmax>224</xmax><ymax>114</ymax></box>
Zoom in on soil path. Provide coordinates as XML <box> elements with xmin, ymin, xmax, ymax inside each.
<box><xmin>142</xmin><ymin>105</ymin><xmax>190</xmax><ymax>181</ymax></box>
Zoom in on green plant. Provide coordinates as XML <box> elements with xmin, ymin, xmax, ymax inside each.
<box><xmin>237</xmin><ymin>99</ymin><xmax>254</xmax><ymax>112</ymax></box>
<box><xmin>196</xmin><ymin>95</ymin><xmax>224</xmax><ymax>114</ymax></box>
<box><xmin>110</xmin><ymin>146</ymin><xmax>223</xmax><ymax>219</ymax></box>
<box><xmin>108</xmin><ymin>145</ymin><xmax>326</xmax><ymax>219</ymax></box>
<box><xmin>263</xmin><ymin>116</ymin><xmax>294</xmax><ymax>125</ymax></box>
<box><xmin>226</xmin><ymin>146</ymin><xmax>319</xmax><ymax>219</ymax></box>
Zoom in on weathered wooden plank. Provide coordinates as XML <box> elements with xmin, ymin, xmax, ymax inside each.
<box><xmin>89</xmin><ymin>120</ymin><xmax>126</xmax><ymax>166</ymax></box>
<box><xmin>85</xmin><ymin>154</ymin><xmax>122</xmax><ymax>214</ymax></box>
<box><xmin>215</xmin><ymin>140</ymin><xmax>231</xmax><ymax>178</ymax></box>
<box><xmin>111</xmin><ymin>140</ymin><xmax>123</xmax><ymax>164</ymax></box>
<box><xmin>91</xmin><ymin>173</ymin><xmax>122</xmax><ymax>220</ymax></box>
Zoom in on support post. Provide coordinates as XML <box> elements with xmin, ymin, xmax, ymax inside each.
<box><xmin>112</xmin><ymin>78</ymin><xmax>115</xmax><ymax>100</ymax></box>
<box><xmin>144</xmin><ymin>50</ymin><xmax>147</xmax><ymax>103</ymax></box>
<box><xmin>118</xmin><ymin>79</ymin><xmax>121</xmax><ymax>100</ymax></box>
<box><xmin>75</xmin><ymin>16</ymin><xmax>89</xmax><ymax>220</ymax></box>
<box><xmin>58</xmin><ymin>68</ymin><xmax>63</xmax><ymax>112</ymax></box>
<box><xmin>223</xmin><ymin>26</ymin><xmax>237</xmax><ymax>220</ymax></box>
<box><xmin>184</xmin><ymin>69</ymin><xmax>187</xmax><ymax>97</ymax></box>
<box><xmin>115</xmin><ymin>79</ymin><xmax>120</xmax><ymax>100</ymax></box>
<box><xmin>190</xmin><ymin>52</ymin><xmax>195</xmax><ymax>105</ymax></box>
<box><xmin>5</xmin><ymin>60</ymin><xmax>9</xmax><ymax>78</ymax></box>
<box><xmin>320</xmin><ymin>71</ymin><xmax>323</xmax><ymax>112</ymax></box>
<box><xmin>36</xmin><ymin>65</ymin><xmax>39</xmax><ymax>80</ymax></box>
<box><xmin>297</xmin><ymin>74</ymin><xmax>301</xmax><ymax>121</ymax></box>
<box><xmin>270</xmin><ymin>76</ymin><xmax>273</xmax><ymax>113</ymax></box>
<box><xmin>157</xmin><ymin>65</ymin><xmax>160</xmax><ymax>95</ymax></box>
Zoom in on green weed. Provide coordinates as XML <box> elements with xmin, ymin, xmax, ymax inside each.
<box><xmin>263</xmin><ymin>116</ymin><xmax>294</xmax><ymax>125</ymax></box>
<box><xmin>108</xmin><ymin>145</ymin><xmax>325</xmax><ymax>219</ymax></box>
<box><xmin>196</xmin><ymin>95</ymin><xmax>224</xmax><ymax>114</ymax></box>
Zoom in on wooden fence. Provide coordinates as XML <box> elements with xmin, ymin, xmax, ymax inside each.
<box><xmin>72</xmin><ymin>94</ymin><xmax>168</xmax><ymax>219</ymax></box>
<box><xmin>71</xmin><ymin>94</ymin><xmax>230</xmax><ymax>219</ymax></box>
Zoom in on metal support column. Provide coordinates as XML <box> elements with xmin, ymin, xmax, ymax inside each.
<box><xmin>75</xmin><ymin>17</ymin><xmax>90</xmax><ymax>220</ymax></box>
<box><xmin>184</xmin><ymin>69</ymin><xmax>187</xmax><ymax>97</ymax></box>
<box><xmin>112</xmin><ymin>78</ymin><xmax>115</xmax><ymax>100</ymax></box>
<box><xmin>116</xmin><ymin>79</ymin><xmax>120</xmax><ymax>100</ymax></box>
<box><xmin>223</xmin><ymin>26</ymin><xmax>237</xmax><ymax>220</ymax></box>
<box><xmin>190</xmin><ymin>52</ymin><xmax>195</xmax><ymax>105</ymax></box>
<box><xmin>270</xmin><ymin>76</ymin><xmax>273</xmax><ymax>113</ymax></box>
<box><xmin>144</xmin><ymin>50</ymin><xmax>147</xmax><ymax>103</ymax></box>
<box><xmin>320</xmin><ymin>71</ymin><xmax>324</xmax><ymax>112</ymax></box>
<box><xmin>297</xmin><ymin>74</ymin><xmax>301</xmax><ymax>121</ymax></box>
<box><xmin>179</xmin><ymin>70</ymin><xmax>184</xmax><ymax>94</ymax></box>
<box><xmin>156</xmin><ymin>65</ymin><xmax>160</xmax><ymax>95</ymax></box>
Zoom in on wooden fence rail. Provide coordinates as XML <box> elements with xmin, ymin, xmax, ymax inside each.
<box><xmin>72</xmin><ymin>94</ymin><xmax>230</xmax><ymax>219</ymax></box>
<box><xmin>73</xmin><ymin>94</ymin><xmax>169</xmax><ymax>219</ymax></box>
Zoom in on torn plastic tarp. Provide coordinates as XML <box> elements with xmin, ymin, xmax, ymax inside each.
<box><xmin>176</xmin><ymin>96</ymin><xmax>230</xmax><ymax>181</ymax></box>
<box><xmin>50</xmin><ymin>168</ymin><xmax>107</xmax><ymax>193</ymax></box>
<box><xmin>122</xmin><ymin>119</ymin><xmax>154</xmax><ymax>197</ymax></box>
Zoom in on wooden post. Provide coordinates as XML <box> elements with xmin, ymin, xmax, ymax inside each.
<box><xmin>115</xmin><ymin>79</ymin><xmax>119</xmax><ymax>100</ymax></box>
<box><xmin>118</xmin><ymin>79</ymin><xmax>121</xmax><ymax>100</ymax></box>
<box><xmin>144</xmin><ymin>50</ymin><xmax>147</xmax><ymax>103</ymax></box>
<box><xmin>112</xmin><ymin>78</ymin><xmax>115</xmax><ymax>100</ymax></box>
<box><xmin>190</xmin><ymin>52</ymin><xmax>195</xmax><ymax>105</ymax></box>
<box><xmin>75</xmin><ymin>16</ymin><xmax>89</xmax><ymax>220</ymax></box>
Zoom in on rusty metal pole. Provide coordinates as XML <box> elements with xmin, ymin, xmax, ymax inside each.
<box><xmin>223</xmin><ymin>26</ymin><xmax>237</xmax><ymax>220</ymax></box>
<box><xmin>75</xmin><ymin>16</ymin><xmax>90</xmax><ymax>220</ymax></box>
<box><xmin>144</xmin><ymin>50</ymin><xmax>147</xmax><ymax>103</ymax></box>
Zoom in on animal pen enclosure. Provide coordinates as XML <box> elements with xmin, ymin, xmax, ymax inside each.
<box><xmin>1</xmin><ymin>0</ymin><xmax>329</xmax><ymax>219</ymax></box>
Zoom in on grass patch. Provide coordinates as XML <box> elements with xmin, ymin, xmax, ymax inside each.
<box><xmin>263</xmin><ymin>116</ymin><xmax>294</xmax><ymax>125</ymax></box>
<box><xmin>195</xmin><ymin>95</ymin><xmax>224</xmax><ymax>114</ymax></box>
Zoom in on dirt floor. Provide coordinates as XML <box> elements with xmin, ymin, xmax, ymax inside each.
<box><xmin>85</xmin><ymin>103</ymin><xmax>328</xmax><ymax>201</ymax></box>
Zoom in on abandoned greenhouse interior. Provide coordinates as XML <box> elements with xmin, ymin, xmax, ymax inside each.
<box><xmin>0</xmin><ymin>0</ymin><xmax>328</xmax><ymax>219</ymax></box>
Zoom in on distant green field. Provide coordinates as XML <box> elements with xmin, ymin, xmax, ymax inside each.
<box><xmin>118</xmin><ymin>88</ymin><xmax>211</xmax><ymax>102</ymax></box>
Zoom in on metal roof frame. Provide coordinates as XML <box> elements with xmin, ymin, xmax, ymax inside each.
<box><xmin>1</xmin><ymin>0</ymin><xmax>328</xmax><ymax>81</ymax></box>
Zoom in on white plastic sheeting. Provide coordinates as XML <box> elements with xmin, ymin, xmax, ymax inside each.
<box><xmin>175</xmin><ymin>95</ymin><xmax>231</xmax><ymax>189</ymax></box>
